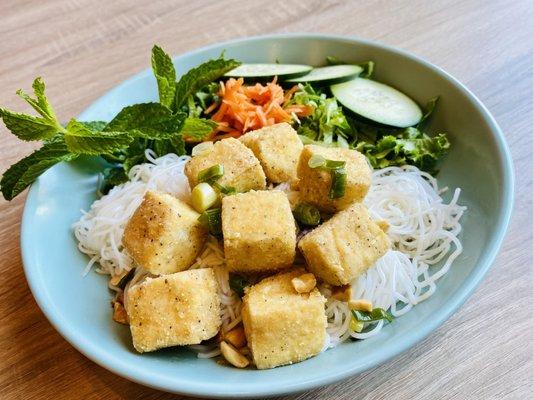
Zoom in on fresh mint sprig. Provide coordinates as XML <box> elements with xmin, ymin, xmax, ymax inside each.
<box><xmin>0</xmin><ymin>45</ymin><xmax>241</xmax><ymax>201</ymax></box>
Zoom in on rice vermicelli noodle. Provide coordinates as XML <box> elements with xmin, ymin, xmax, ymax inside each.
<box><xmin>73</xmin><ymin>152</ymin><xmax>465</xmax><ymax>355</ymax></box>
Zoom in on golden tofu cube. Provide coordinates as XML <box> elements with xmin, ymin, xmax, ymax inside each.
<box><xmin>123</xmin><ymin>191</ymin><xmax>207</xmax><ymax>275</ymax></box>
<box><xmin>127</xmin><ymin>268</ymin><xmax>221</xmax><ymax>352</ymax></box>
<box><xmin>298</xmin><ymin>203</ymin><xmax>390</xmax><ymax>285</ymax></box>
<box><xmin>242</xmin><ymin>269</ymin><xmax>327</xmax><ymax>369</ymax></box>
<box><xmin>221</xmin><ymin>190</ymin><xmax>296</xmax><ymax>272</ymax></box>
<box><xmin>184</xmin><ymin>137</ymin><xmax>266</xmax><ymax>192</ymax></box>
<box><xmin>240</xmin><ymin>122</ymin><xmax>303</xmax><ymax>183</ymax></box>
<box><xmin>297</xmin><ymin>144</ymin><xmax>371</xmax><ymax>212</ymax></box>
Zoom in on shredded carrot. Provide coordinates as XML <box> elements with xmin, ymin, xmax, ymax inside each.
<box><xmin>208</xmin><ymin>77</ymin><xmax>312</xmax><ymax>138</ymax></box>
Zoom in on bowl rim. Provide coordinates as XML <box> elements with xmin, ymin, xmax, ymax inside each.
<box><xmin>20</xmin><ymin>33</ymin><xmax>515</xmax><ymax>398</ymax></box>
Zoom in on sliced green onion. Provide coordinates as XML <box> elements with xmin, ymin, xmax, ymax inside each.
<box><xmin>329</xmin><ymin>167</ymin><xmax>347</xmax><ymax>199</ymax></box>
<box><xmin>213</xmin><ymin>182</ymin><xmax>237</xmax><ymax>195</ymax></box>
<box><xmin>325</xmin><ymin>159</ymin><xmax>346</xmax><ymax>169</ymax></box>
<box><xmin>349</xmin><ymin>317</ymin><xmax>364</xmax><ymax>333</ymax></box>
<box><xmin>308</xmin><ymin>155</ymin><xmax>346</xmax><ymax>170</ymax></box>
<box><xmin>191</xmin><ymin>182</ymin><xmax>218</xmax><ymax>212</ymax></box>
<box><xmin>229</xmin><ymin>274</ymin><xmax>249</xmax><ymax>297</ymax></box>
<box><xmin>198</xmin><ymin>164</ymin><xmax>224</xmax><ymax>184</ymax></box>
<box><xmin>191</xmin><ymin>141</ymin><xmax>214</xmax><ymax>156</ymax></box>
<box><xmin>351</xmin><ymin>308</ymin><xmax>393</xmax><ymax>323</ymax></box>
<box><xmin>308</xmin><ymin>154</ymin><xmax>347</xmax><ymax>199</ymax></box>
<box><xmin>308</xmin><ymin>154</ymin><xmax>327</xmax><ymax>168</ymax></box>
<box><xmin>293</xmin><ymin>203</ymin><xmax>321</xmax><ymax>226</ymax></box>
<box><xmin>198</xmin><ymin>208</ymin><xmax>222</xmax><ymax>236</ymax></box>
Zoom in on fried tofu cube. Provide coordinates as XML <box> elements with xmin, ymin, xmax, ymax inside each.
<box><xmin>298</xmin><ymin>203</ymin><xmax>390</xmax><ymax>285</ymax></box>
<box><xmin>297</xmin><ymin>145</ymin><xmax>371</xmax><ymax>212</ymax></box>
<box><xmin>184</xmin><ymin>137</ymin><xmax>266</xmax><ymax>192</ymax></box>
<box><xmin>242</xmin><ymin>269</ymin><xmax>327</xmax><ymax>369</ymax></box>
<box><xmin>127</xmin><ymin>268</ymin><xmax>221</xmax><ymax>352</ymax></box>
<box><xmin>240</xmin><ymin>122</ymin><xmax>303</xmax><ymax>183</ymax></box>
<box><xmin>123</xmin><ymin>191</ymin><xmax>207</xmax><ymax>275</ymax></box>
<box><xmin>221</xmin><ymin>190</ymin><xmax>296</xmax><ymax>272</ymax></box>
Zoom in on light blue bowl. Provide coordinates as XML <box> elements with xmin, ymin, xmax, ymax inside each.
<box><xmin>20</xmin><ymin>34</ymin><xmax>514</xmax><ymax>398</ymax></box>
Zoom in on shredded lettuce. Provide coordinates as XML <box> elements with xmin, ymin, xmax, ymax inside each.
<box><xmin>288</xmin><ymin>84</ymin><xmax>352</xmax><ymax>147</ymax></box>
<box><xmin>292</xmin><ymin>81</ymin><xmax>451</xmax><ymax>174</ymax></box>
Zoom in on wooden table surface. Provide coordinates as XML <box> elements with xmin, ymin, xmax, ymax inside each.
<box><xmin>1</xmin><ymin>1</ymin><xmax>532</xmax><ymax>399</ymax></box>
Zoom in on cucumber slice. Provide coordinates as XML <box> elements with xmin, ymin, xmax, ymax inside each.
<box><xmin>286</xmin><ymin>64</ymin><xmax>363</xmax><ymax>84</ymax></box>
<box><xmin>331</xmin><ymin>78</ymin><xmax>422</xmax><ymax>128</ymax></box>
<box><xmin>224</xmin><ymin>63</ymin><xmax>313</xmax><ymax>79</ymax></box>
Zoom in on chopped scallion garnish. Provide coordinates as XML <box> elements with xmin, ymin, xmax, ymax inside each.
<box><xmin>293</xmin><ymin>203</ymin><xmax>321</xmax><ymax>226</ymax></box>
<box><xmin>308</xmin><ymin>155</ymin><xmax>347</xmax><ymax>199</ymax></box>
<box><xmin>351</xmin><ymin>308</ymin><xmax>393</xmax><ymax>324</ymax></box>
<box><xmin>198</xmin><ymin>164</ymin><xmax>224</xmax><ymax>184</ymax></box>
<box><xmin>229</xmin><ymin>274</ymin><xmax>249</xmax><ymax>297</ymax></box>
<box><xmin>329</xmin><ymin>167</ymin><xmax>347</xmax><ymax>199</ymax></box>
<box><xmin>213</xmin><ymin>181</ymin><xmax>237</xmax><ymax>195</ymax></box>
<box><xmin>191</xmin><ymin>182</ymin><xmax>218</xmax><ymax>212</ymax></box>
<box><xmin>198</xmin><ymin>208</ymin><xmax>222</xmax><ymax>236</ymax></box>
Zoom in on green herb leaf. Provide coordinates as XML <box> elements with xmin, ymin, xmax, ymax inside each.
<box><xmin>78</xmin><ymin>121</ymin><xmax>108</xmax><ymax>131</ymax></box>
<box><xmin>64</xmin><ymin>119</ymin><xmax>133</xmax><ymax>155</ymax></box>
<box><xmin>289</xmin><ymin>84</ymin><xmax>352</xmax><ymax>146</ymax></box>
<box><xmin>417</xmin><ymin>97</ymin><xmax>439</xmax><ymax>129</ymax></box>
<box><xmin>356</xmin><ymin>127</ymin><xmax>450</xmax><ymax>173</ymax></box>
<box><xmin>352</xmin><ymin>308</ymin><xmax>393</xmax><ymax>323</ymax></box>
<box><xmin>229</xmin><ymin>274</ymin><xmax>249</xmax><ymax>297</ymax></box>
<box><xmin>16</xmin><ymin>77</ymin><xmax>57</xmax><ymax>120</ymax></box>
<box><xmin>105</xmin><ymin>103</ymin><xmax>186</xmax><ymax>140</ymax></box>
<box><xmin>174</xmin><ymin>58</ymin><xmax>241</xmax><ymax>109</ymax></box>
<box><xmin>152</xmin><ymin>136</ymin><xmax>186</xmax><ymax>158</ymax></box>
<box><xmin>0</xmin><ymin>137</ymin><xmax>77</xmax><ymax>200</ymax></box>
<box><xmin>194</xmin><ymin>82</ymin><xmax>221</xmax><ymax>112</ymax></box>
<box><xmin>182</xmin><ymin>117</ymin><xmax>217</xmax><ymax>140</ymax></box>
<box><xmin>99</xmin><ymin>167</ymin><xmax>129</xmax><ymax>195</ymax></box>
<box><xmin>151</xmin><ymin>45</ymin><xmax>177</xmax><ymax>109</ymax></box>
<box><xmin>0</xmin><ymin>109</ymin><xmax>61</xmax><ymax>141</ymax></box>
<box><xmin>358</xmin><ymin>61</ymin><xmax>374</xmax><ymax>78</ymax></box>
<box><xmin>0</xmin><ymin>77</ymin><xmax>65</xmax><ymax>141</ymax></box>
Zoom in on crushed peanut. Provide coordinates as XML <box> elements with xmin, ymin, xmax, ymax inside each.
<box><xmin>376</xmin><ymin>220</ymin><xmax>390</xmax><ymax>233</ymax></box>
<box><xmin>220</xmin><ymin>341</ymin><xmax>250</xmax><ymax>368</ymax></box>
<box><xmin>291</xmin><ymin>273</ymin><xmax>317</xmax><ymax>293</ymax></box>
<box><xmin>112</xmin><ymin>301</ymin><xmax>129</xmax><ymax>325</ymax></box>
<box><xmin>223</xmin><ymin>325</ymin><xmax>247</xmax><ymax>348</ymax></box>
<box><xmin>331</xmin><ymin>284</ymin><xmax>352</xmax><ymax>302</ymax></box>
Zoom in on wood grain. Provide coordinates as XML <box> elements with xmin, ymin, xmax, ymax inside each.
<box><xmin>1</xmin><ymin>1</ymin><xmax>532</xmax><ymax>399</ymax></box>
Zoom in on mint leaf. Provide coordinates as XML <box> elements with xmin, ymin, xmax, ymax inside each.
<box><xmin>0</xmin><ymin>137</ymin><xmax>77</xmax><ymax>200</ymax></box>
<box><xmin>174</xmin><ymin>58</ymin><xmax>240</xmax><ymax>109</ymax></box>
<box><xmin>182</xmin><ymin>117</ymin><xmax>216</xmax><ymax>140</ymax></box>
<box><xmin>99</xmin><ymin>167</ymin><xmax>129</xmax><ymax>195</ymax></box>
<box><xmin>105</xmin><ymin>103</ymin><xmax>186</xmax><ymax>140</ymax></box>
<box><xmin>16</xmin><ymin>77</ymin><xmax>57</xmax><ymax>121</ymax></box>
<box><xmin>0</xmin><ymin>109</ymin><xmax>61</xmax><ymax>141</ymax></box>
<box><xmin>152</xmin><ymin>136</ymin><xmax>185</xmax><ymax>157</ymax></box>
<box><xmin>0</xmin><ymin>77</ymin><xmax>64</xmax><ymax>141</ymax></box>
<box><xmin>151</xmin><ymin>45</ymin><xmax>176</xmax><ymax>109</ymax></box>
<box><xmin>64</xmin><ymin>119</ymin><xmax>133</xmax><ymax>155</ymax></box>
<box><xmin>78</xmin><ymin>121</ymin><xmax>107</xmax><ymax>131</ymax></box>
